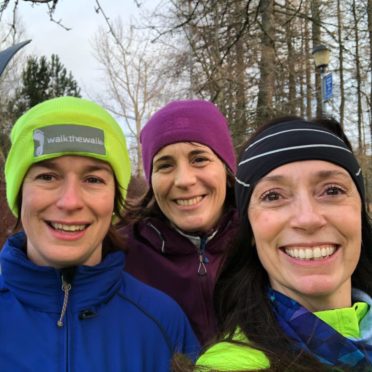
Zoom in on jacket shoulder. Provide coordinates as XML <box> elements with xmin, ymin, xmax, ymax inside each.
<box><xmin>118</xmin><ymin>272</ymin><xmax>200</xmax><ymax>357</ymax></box>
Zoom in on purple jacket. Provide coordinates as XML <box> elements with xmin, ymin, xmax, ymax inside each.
<box><xmin>121</xmin><ymin>209</ymin><xmax>239</xmax><ymax>345</ymax></box>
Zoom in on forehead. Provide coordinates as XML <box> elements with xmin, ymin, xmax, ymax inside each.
<box><xmin>260</xmin><ymin>160</ymin><xmax>351</xmax><ymax>181</ymax></box>
<box><xmin>30</xmin><ymin>155</ymin><xmax>112</xmax><ymax>172</ymax></box>
<box><xmin>153</xmin><ymin>142</ymin><xmax>213</xmax><ymax>160</ymax></box>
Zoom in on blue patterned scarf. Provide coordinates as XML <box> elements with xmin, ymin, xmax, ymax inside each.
<box><xmin>269</xmin><ymin>289</ymin><xmax>372</xmax><ymax>368</ymax></box>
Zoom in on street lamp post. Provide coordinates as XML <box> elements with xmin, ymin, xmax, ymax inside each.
<box><xmin>0</xmin><ymin>40</ymin><xmax>31</xmax><ymax>77</ymax></box>
<box><xmin>312</xmin><ymin>44</ymin><xmax>331</xmax><ymax>115</ymax></box>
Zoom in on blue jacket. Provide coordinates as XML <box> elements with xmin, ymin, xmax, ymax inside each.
<box><xmin>0</xmin><ymin>232</ymin><xmax>200</xmax><ymax>372</ymax></box>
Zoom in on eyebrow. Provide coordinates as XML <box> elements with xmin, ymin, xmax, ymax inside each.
<box><xmin>33</xmin><ymin>159</ymin><xmax>112</xmax><ymax>173</ymax></box>
<box><xmin>153</xmin><ymin>155</ymin><xmax>173</xmax><ymax>164</ymax></box>
<box><xmin>153</xmin><ymin>149</ymin><xmax>210</xmax><ymax>163</ymax></box>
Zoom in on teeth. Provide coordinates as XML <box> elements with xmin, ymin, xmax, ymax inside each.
<box><xmin>51</xmin><ymin>223</ymin><xmax>86</xmax><ymax>232</ymax></box>
<box><xmin>285</xmin><ymin>245</ymin><xmax>336</xmax><ymax>260</ymax></box>
<box><xmin>176</xmin><ymin>196</ymin><xmax>202</xmax><ymax>206</ymax></box>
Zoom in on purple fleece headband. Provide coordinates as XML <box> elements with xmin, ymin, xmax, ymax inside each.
<box><xmin>140</xmin><ymin>100</ymin><xmax>236</xmax><ymax>182</ymax></box>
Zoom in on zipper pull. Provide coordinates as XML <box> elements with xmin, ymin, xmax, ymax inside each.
<box><xmin>197</xmin><ymin>237</ymin><xmax>208</xmax><ymax>276</ymax></box>
<box><xmin>57</xmin><ymin>276</ymin><xmax>72</xmax><ymax>327</ymax></box>
<box><xmin>197</xmin><ymin>254</ymin><xmax>207</xmax><ymax>276</ymax></box>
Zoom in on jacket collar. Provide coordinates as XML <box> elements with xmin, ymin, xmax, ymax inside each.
<box><xmin>132</xmin><ymin>208</ymin><xmax>239</xmax><ymax>255</ymax></box>
<box><xmin>0</xmin><ymin>232</ymin><xmax>124</xmax><ymax>313</ymax></box>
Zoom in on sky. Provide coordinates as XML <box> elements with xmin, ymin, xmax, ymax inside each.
<box><xmin>14</xmin><ymin>0</ymin><xmax>147</xmax><ymax>97</ymax></box>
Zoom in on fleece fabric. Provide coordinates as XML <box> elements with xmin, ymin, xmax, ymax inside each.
<box><xmin>122</xmin><ymin>209</ymin><xmax>239</xmax><ymax>345</ymax></box>
<box><xmin>196</xmin><ymin>289</ymin><xmax>372</xmax><ymax>371</ymax></box>
<box><xmin>0</xmin><ymin>232</ymin><xmax>200</xmax><ymax>372</ymax></box>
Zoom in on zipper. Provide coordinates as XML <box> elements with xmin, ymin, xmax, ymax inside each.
<box><xmin>148</xmin><ymin>223</ymin><xmax>165</xmax><ymax>253</ymax></box>
<box><xmin>57</xmin><ymin>275</ymin><xmax>72</xmax><ymax>327</ymax></box>
<box><xmin>197</xmin><ymin>237</ymin><xmax>209</xmax><ymax>276</ymax></box>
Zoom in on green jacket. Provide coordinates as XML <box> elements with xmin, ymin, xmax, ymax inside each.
<box><xmin>196</xmin><ymin>301</ymin><xmax>369</xmax><ymax>371</ymax></box>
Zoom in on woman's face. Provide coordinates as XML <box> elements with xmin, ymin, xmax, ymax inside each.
<box><xmin>21</xmin><ymin>156</ymin><xmax>115</xmax><ymax>268</ymax></box>
<box><xmin>248</xmin><ymin>160</ymin><xmax>362</xmax><ymax>311</ymax></box>
<box><xmin>151</xmin><ymin>142</ymin><xmax>227</xmax><ymax>233</ymax></box>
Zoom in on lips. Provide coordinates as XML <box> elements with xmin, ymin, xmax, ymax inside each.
<box><xmin>284</xmin><ymin>245</ymin><xmax>338</xmax><ymax>260</ymax></box>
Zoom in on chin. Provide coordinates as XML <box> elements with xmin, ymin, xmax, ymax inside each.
<box><xmin>296</xmin><ymin>283</ymin><xmax>342</xmax><ymax>299</ymax></box>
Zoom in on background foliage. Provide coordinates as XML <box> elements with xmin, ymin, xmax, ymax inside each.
<box><xmin>0</xmin><ymin>0</ymin><xmax>371</xmax><ymax>245</ymax></box>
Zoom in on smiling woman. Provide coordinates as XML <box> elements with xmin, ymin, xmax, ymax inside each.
<box><xmin>190</xmin><ymin>116</ymin><xmax>372</xmax><ymax>371</ymax></box>
<box><xmin>119</xmin><ymin>99</ymin><xmax>239</xmax><ymax>345</ymax></box>
<box><xmin>0</xmin><ymin>96</ymin><xmax>199</xmax><ymax>371</ymax></box>
<box><xmin>21</xmin><ymin>156</ymin><xmax>116</xmax><ymax>268</ymax></box>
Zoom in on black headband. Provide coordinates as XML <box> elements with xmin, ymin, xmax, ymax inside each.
<box><xmin>235</xmin><ymin>120</ymin><xmax>365</xmax><ymax>218</ymax></box>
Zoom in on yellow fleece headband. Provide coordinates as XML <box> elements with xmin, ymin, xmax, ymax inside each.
<box><xmin>5</xmin><ymin>96</ymin><xmax>131</xmax><ymax>216</ymax></box>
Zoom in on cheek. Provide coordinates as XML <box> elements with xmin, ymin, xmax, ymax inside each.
<box><xmin>151</xmin><ymin>176</ymin><xmax>168</xmax><ymax>201</ymax></box>
<box><xmin>217</xmin><ymin>178</ymin><xmax>227</xmax><ymax>199</ymax></box>
<box><xmin>20</xmin><ymin>186</ymin><xmax>40</xmax><ymax>219</ymax></box>
<box><xmin>100</xmin><ymin>192</ymin><xmax>116</xmax><ymax>216</ymax></box>
<box><xmin>249</xmin><ymin>209</ymin><xmax>282</xmax><ymax>251</ymax></box>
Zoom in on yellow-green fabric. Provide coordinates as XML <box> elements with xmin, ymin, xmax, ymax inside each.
<box><xmin>315</xmin><ymin>302</ymin><xmax>368</xmax><ymax>339</ymax></box>
<box><xmin>196</xmin><ymin>302</ymin><xmax>369</xmax><ymax>371</ymax></box>
<box><xmin>5</xmin><ymin>96</ymin><xmax>131</xmax><ymax>216</ymax></box>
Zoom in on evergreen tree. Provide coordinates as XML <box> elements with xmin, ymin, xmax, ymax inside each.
<box><xmin>8</xmin><ymin>54</ymin><xmax>81</xmax><ymax>119</ymax></box>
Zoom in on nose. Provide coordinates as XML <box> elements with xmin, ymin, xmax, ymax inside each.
<box><xmin>290</xmin><ymin>193</ymin><xmax>326</xmax><ymax>233</ymax></box>
<box><xmin>174</xmin><ymin>162</ymin><xmax>196</xmax><ymax>188</ymax></box>
<box><xmin>55</xmin><ymin>178</ymin><xmax>84</xmax><ymax>211</ymax></box>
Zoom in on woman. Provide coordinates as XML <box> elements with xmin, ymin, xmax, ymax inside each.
<box><xmin>194</xmin><ymin>116</ymin><xmax>372</xmax><ymax>371</ymax></box>
<box><xmin>121</xmin><ymin>99</ymin><xmax>239</xmax><ymax>345</ymax></box>
<box><xmin>0</xmin><ymin>96</ymin><xmax>199</xmax><ymax>371</ymax></box>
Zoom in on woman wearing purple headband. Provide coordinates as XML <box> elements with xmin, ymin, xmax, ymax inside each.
<box><xmin>192</xmin><ymin>116</ymin><xmax>372</xmax><ymax>371</ymax></box>
<box><xmin>119</xmin><ymin>99</ymin><xmax>239</xmax><ymax>345</ymax></box>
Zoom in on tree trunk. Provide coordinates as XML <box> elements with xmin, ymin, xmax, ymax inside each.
<box><xmin>368</xmin><ymin>0</ymin><xmax>372</xmax><ymax>147</ymax></box>
<box><xmin>256</xmin><ymin>0</ymin><xmax>275</xmax><ymax>124</ymax></box>
<box><xmin>352</xmin><ymin>0</ymin><xmax>363</xmax><ymax>150</ymax></box>
<box><xmin>337</xmin><ymin>0</ymin><xmax>345</xmax><ymax>129</ymax></box>
<box><xmin>285</xmin><ymin>0</ymin><xmax>296</xmax><ymax>115</ymax></box>
<box><xmin>304</xmin><ymin>1</ymin><xmax>312</xmax><ymax>119</ymax></box>
<box><xmin>311</xmin><ymin>0</ymin><xmax>322</xmax><ymax>117</ymax></box>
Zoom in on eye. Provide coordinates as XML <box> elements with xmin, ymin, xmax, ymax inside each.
<box><xmin>85</xmin><ymin>176</ymin><xmax>105</xmax><ymax>184</ymax></box>
<box><xmin>154</xmin><ymin>162</ymin><xmax>173</xmax><ymax>172</ymax></box>
<box><xmin>35</xmin><ymin>173</ymin><xmax>56</xmax><ymax>182</ymax></box>
<box><xmin>261</xmin><ymin>190</ymin><xmax>281</xmax><ymax>202</ymax></box>
<box><xmin>192</xmin><ymin>156</ymin><xmax>209</xmax><ymax>165</ymax></box>
<box><xmin>323</xmin><ymin>185</ymin><xmax>346</xmax><ymax>196</ymax></box>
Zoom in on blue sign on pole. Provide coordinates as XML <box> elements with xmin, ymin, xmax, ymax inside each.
<box><xmin>322</xmin><ymin>72</ymin><xmax>333</xmax><ymax>101</ymax></box>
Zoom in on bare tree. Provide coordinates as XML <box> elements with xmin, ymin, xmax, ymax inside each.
<box><xmin>0</xmin><ymin>0</ymin><xmax>70</xmax><ymax>34</ymax></box>
<box><xmin>351</xmin><ymin>0</ymin><xmax>363</xmax><ymax>150</ymax></box>
<box><xmin>256</xmin><ymin>0</ymin><xmax>275</xmax><ymax>123</ymax></box>
<box><xmin>93</xmin><ymin>17</ymin><xmax>166</xmax><ymax>176</ymax></box>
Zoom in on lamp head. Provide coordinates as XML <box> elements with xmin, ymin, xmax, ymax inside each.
<box><xmin>312</xmin><ymin>44</ymin><xmax>331</xmax><ymax>69</ymax></box>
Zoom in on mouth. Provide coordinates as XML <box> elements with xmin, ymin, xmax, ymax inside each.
<box><xmin>47</xmin><ymin>222</ymin><xmax>89</xmax><ymax>233</ymax></box>
<box><xmin>283</xmin><ymin>244</ymin><xmax>338</xmax><ymax>261</ymax></box>
<box><xmin>175</xmin><ymin>196</ymin><xmax>204</xmax><ymax>206</ymax></box>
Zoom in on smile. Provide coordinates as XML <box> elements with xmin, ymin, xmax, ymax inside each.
<box><xmin>284</xmin><ymin>245</ymin><xmax>337</xmax><ymax>260</ymax></box>
<box><xmin>49</xmin><ymin>222</ymin><xmax>88</xmax><ymax>232</ymax></box>
<box><xmin>175</xmin><ymin>196</ymin><xmax>203</xmax><ymax>206</ymax></box>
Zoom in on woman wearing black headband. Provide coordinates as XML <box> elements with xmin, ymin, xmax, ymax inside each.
<box><xmin>193</xmin><ymin>116</ymin><xmax>372</xmax><ymax>371</ymax></box>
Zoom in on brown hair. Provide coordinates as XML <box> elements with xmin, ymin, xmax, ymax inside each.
<box><xmin>118</xmin><ymin>168</ymin><xmax>236</xmax><ymax>228</ymax></box>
